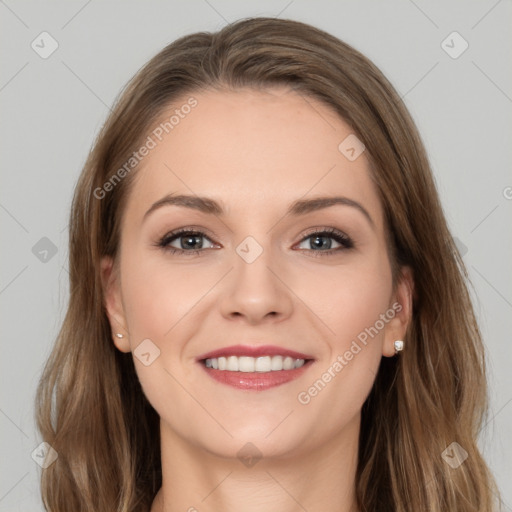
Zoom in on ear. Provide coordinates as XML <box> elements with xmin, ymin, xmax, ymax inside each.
<box><xmin>382</xmin><ymin>266</ymin><xmax>414</xmax><ymax>357</ymax></box>
<box><xmin>100</xmin><ymin>256</ymin><xmax>131</xmax><ymax>353</ymax></box>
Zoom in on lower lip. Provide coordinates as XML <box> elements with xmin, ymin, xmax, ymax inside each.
<box><xmin>199</xmin><ymin>360</ymin><xmax>314</xmax><ymax>390</ymax></box>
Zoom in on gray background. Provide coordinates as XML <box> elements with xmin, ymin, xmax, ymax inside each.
<box><xmin>1</xmin><ymin>0</ymin><xmax>511</xmax><ymax>510</ymax></box>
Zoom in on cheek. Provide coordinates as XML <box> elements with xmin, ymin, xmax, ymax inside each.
<box><xmin>118</xmin><ymin>250</ymin><xmax>210</xmax><ymax>419</ymax></box>
<box><xmin>306</xmin><ymin>253</ymin><xmax>393</xmax><ymax>352</ymax></box>
<box><xmin>121</xmin><ymin>250</ymin><xmax>208</xmax><ymax>341</ymax></box>
<box><xmin>295</xmin><ymin>255</ymin><xmax>392</xmax><ymax>420</ymax></box>
<box><xmin>334</xmin><ymin>272</ymin><xmax>391</xmax><ymax>344</ymax></box>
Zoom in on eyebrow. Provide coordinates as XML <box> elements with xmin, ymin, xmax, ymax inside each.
<box><xmin>143</xmin><ymin>193</ymin><xmax>375</xmax><ymax>228</ymax></box>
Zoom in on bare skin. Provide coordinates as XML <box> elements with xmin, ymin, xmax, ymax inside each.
<box><xmin>101</xmin><ymin>86</ymin><xmax>413</xmax><ymax>512</ymax></box>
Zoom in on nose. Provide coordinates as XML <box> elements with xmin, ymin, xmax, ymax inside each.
<box><xmin>219</xmin><ymin>243</ymin><xmax>294</xmax><ymax>325</ymax></box>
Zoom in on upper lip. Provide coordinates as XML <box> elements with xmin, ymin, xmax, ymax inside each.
<box><xmin>196</xmin><ymin>344</ymin><xmax>315</xmax><ymax>362</ymax></box>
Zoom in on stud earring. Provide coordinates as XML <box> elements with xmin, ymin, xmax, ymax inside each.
<box><xmin>394</xmin><ymin>340</ymin><xmax>404</xmax><ymax>354</ymax></box>
<box><xmin>115</xmin><ymin>333</ymin><xmax>124</xmax><ymax>339</ymax></box>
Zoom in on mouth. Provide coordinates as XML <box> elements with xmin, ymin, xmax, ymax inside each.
<box><xmin>197</xmin><ymin>345</ymin><xmax>315</xmax><ymax>391</ymax></box>
<box><xmin>203</xmin><ymin>355</ymin><xmax>309</xmax><ymax>371</ymax></box>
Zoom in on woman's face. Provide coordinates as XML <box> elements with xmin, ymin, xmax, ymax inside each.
<box><xmin>102</xmin><ymin>86</ymin><xmax>412</xmax><ymax>459</ymax></box>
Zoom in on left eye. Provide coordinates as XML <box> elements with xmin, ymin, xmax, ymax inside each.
<box><xmin>296</xmin><ymin>230</ymin><xmax>353</xmax><ymax>252</ymax></box>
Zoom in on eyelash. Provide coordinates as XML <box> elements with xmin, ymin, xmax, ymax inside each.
<box><xmin>155</xmin><ymin>227</ymin><xmax>354</xmax><ymax>257</ymax></box>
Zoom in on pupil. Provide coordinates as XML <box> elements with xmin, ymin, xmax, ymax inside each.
<box><xmin>312</xmin><ymin>236</ymin><xmax>331</xmax><ymax>250</ymax></box>
<box><xmin>182</xmin><ymin>234</ymin><xmax>201</xmax><ymax>249</ymax></box>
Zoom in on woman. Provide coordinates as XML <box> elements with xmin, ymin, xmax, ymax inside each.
<box><xmin>34</xmin><ymin>16</ymin><xmax>502</xmax><ymax>512</ymax></box>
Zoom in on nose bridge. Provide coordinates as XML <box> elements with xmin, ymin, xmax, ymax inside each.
<box><xmin>233</xmin><ymin>233</ymin><xmax>279</xmax><ymax>295</ymax></box>
<box><xmin>219</xmin><ymin>233</ymin><xmax>293</xmax><ymax>322</ymax></box>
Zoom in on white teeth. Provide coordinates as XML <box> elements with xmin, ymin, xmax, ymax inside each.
<box><xmin>204</xmin><ymin>355</ymin><xmax>307</xmax><ymax>372</ymax></box>
<box><xmin>295</xmin><ymin>358</ymin><xmax>305</xmax><ymax>368</ymax></box>
<box><xmin>283</xmin><ymin>356</ymin><xmax>295</xmax><ymax>370</ymax></box>
<box><xmin>226</xmin><ymin>356</ymin><xmax>238</xmax><ymax>371</ymax></box>
<box><xmin>255</xmin><ymin>356</ymin><xmax>271</xmax><ymax>372</ymax></box>
<box><xmin>239</xmin><ymin>356</ymin><xmax>255</xmax><ymax>372</ymax></box>
<box><xmin>271</xmin><ymin>355</ymin><xmax>283</xmax><ymax>370</ymax></box>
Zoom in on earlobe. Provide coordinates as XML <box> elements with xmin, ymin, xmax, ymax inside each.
<box><xmin>383</xmin><ymin>266</ymin><xmax>414</xmax><ymax>358</ymax></box>
<box><xmin>100</xmin><ymin>256</ymin><xmax>131</xmax><ymax>353</ymax></box>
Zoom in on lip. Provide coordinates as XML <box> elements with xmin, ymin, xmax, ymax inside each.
<box><xmin>196</xmin><ymin>344</ymin><xmax>314</xmax><ymax>362</ymax></box>
<box><xmin>196</xmin><ymin>344</ymin><xmax>315</xmax><ymax>391</ymax></box>
<box><xmin>199</xmin><ymin>359</ymin><xmax>315</xmax><ymax>391</ymax></box>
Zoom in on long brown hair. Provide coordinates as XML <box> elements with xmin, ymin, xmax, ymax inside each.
<box><xmin>35</xmin><ymin>16</ymin><xmax>502</xmax><ymax>511</ymax></box>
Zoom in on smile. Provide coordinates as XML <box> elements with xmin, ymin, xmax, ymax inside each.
<box><xmin>204</xmin><ymin>355</ymin><xmax>306</xmax><ymax>372</ymax></box>
<box><xmin>199</xmin><ymin>356</ymin><xmax>314</xmax><ymax>391</ymax></box>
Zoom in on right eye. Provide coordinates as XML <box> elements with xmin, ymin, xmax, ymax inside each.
<box><xmin>157</xmin><ymin>229</ymin><xmax>218</xmax><ymax>256</ymax></box>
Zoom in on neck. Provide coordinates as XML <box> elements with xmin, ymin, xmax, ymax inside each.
<box><xmin>151</xmin><ymin>414</ymin><xmax>361</xmax><ymax>512</ymax></box>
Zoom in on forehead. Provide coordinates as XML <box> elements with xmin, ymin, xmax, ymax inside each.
<box><xmin>123</xmin><ymin>86</ymin><xmax>383</xmax><ymax>227</ymax></box>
